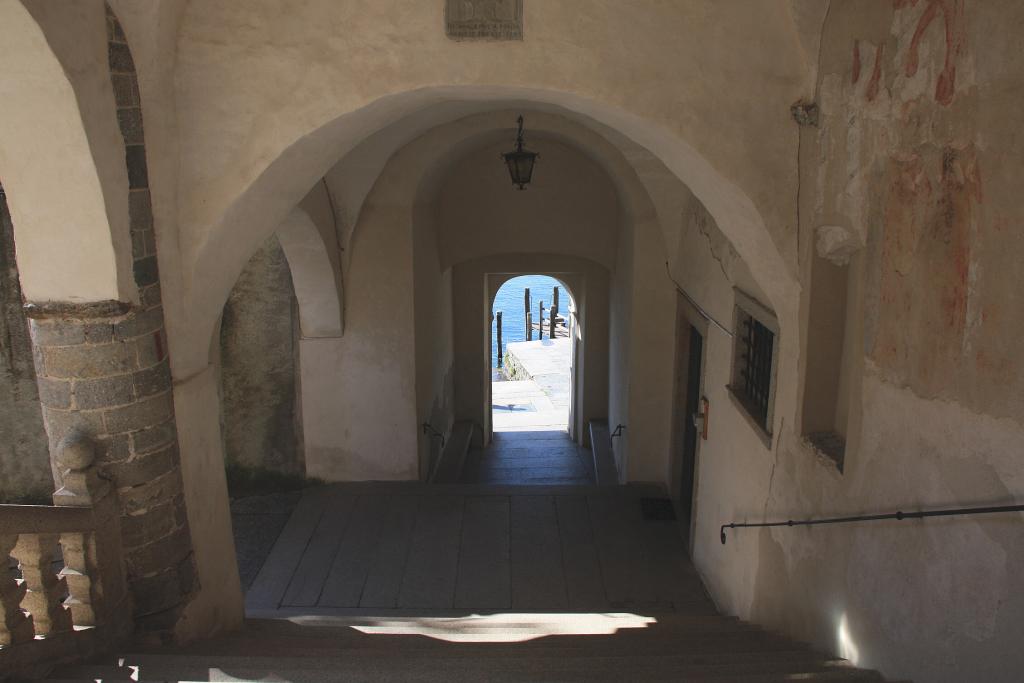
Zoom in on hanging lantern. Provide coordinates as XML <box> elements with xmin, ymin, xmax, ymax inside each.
<box><xmin>502</xmin><ymin>115</ymin><xmax>538</xmax><ymax>190</ymax></box>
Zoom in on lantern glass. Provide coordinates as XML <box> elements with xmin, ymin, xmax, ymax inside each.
<box><xmin>504</xmin><ymin>150</ymin><xmax>537</xmax><ymax>190</ymax></box>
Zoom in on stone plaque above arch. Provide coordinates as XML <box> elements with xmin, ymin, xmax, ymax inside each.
<box><xmin>445</xmin><ymin>0</ymin><xmax>523</xmax><ymax>40</ymax></box>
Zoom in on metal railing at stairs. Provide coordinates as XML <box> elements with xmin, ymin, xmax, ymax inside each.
<box><xmin>720</xmin><ymin>503</ymin><xmax>1024</xmax><ymax>544</ymax></box>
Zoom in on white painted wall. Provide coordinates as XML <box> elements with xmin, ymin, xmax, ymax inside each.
<box><xmin>413</xmin><ymin>203</ymin><xmax>454</xmax><ymax>478</ymax></box>
<box><xmin>0</xmin><ymin>0</ymin><xmax>135</xmax><ymax>303</ymax></box>
<box><xmin>300</xmin><ymin>200</ymin><xmax>418</xmax><ymax>481</ymax></box>
<box><xmin>437</xmin><ymin>137</ymin><xmax>620</xmax><ymax>271</ymax></box>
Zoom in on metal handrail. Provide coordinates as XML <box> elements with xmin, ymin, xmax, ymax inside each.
<box><xmin>421</xmin><ymin>422</ymin><xmax>445</xmax><ymax>450</ymax></box>
<box><xmin>720</xmin><ymin>503</ymin><xmax>1024</xmax><ymax>544</ymax></box>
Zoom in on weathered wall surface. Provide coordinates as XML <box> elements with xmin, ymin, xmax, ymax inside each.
<box><xmin>0</xmin><ymin>0</ymin><xmax>136</xmax><ymax>303</ymax></box>
<box><xmin>219</xmin><ymin>235</ymin><xmax>302</xmax><ymax>475</ymax></box>
<box><xmin>689</xmin><ymin>3</ymin><xmax>1024</xmax><ymax>682</ymax></box>
<box><xmin>617</xmin><ymin>217</ymin><xmax>677</xmax><ymax>484</ymax></box>
<box><xmin>161</xmin><ymin>1</ymin><xmax>808</xmax><ymax>378</ymax></box>
<box><xmin>437</xmin><ymin>137</ymin><xmax>620</xmax><ymax>270</ymax></box>
<box><xmin>299</xmin><ymin>196</ymin><xmax>419</xmax><ymax>482</ymax></box>
<box><xmin>607</xmin><ymin>212</ymin><xmax>633</xmax><ymax>478</ymax></box>
<box><xmin>413</xmin><ymin>204</ymin><xmax>454</xmax><ymax>477</ymax></box>
<box><xmin>0</xmin><ymin>188</ymin><xmax>51</xmax><ymax>502</ymax></box>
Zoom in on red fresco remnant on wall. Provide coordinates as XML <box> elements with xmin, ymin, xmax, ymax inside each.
<box><xmin>874</xmin><ymin>144</ymin><xmax>982</xmax><ymax>388</ymax></box>
<box><xmin>865</xmin><ymin>44</ymin><xmax>885</xmax><ymax>102</ymax></box>
<box><xmin>852</xmin><ymin>40</ymin><xmax>862</xmax><ymax>85</ymax></box>
<box><xmin>902</xmin><ymin>0</ymin><xmax>967</xmax><ymax>106</ymax></box>
<box><xmin>938</xmin><ymin>145</ymin><xmax>981</xmax><ymax>335</ymax></box>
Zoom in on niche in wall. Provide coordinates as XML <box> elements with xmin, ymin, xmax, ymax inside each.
<box><xmin>801</xmin><ymin>231</ymin><xmax>859</xmax><ymax>471</ymax></box>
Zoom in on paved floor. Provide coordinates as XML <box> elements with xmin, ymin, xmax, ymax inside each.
<box><xmin>491</xmin><ymin>379</ymin><xmax>568</xmax><ymax>432</ymax></box>
<box><xmin>245</xmin><ymin>483</ymin><xmax>712</xmax><ymax>616</ymax></box>
<box><xmin>231</xmin><ymin>491</ymin><xmax>303</xmax><ymax>590</ymax></box>
<box><xmin>461</xmin><ymin>430</ymin><xmax>595</xmax><ymax>485</ymax></box>
<box><xmin>504</xmin><ymin>337</ymin><xmax>572</xmax><ymax>410</ymax></box>
<box><xmin>487</xmin><ymin>340</ymin><xmax>587</xmax><ymax>485</ymax></box>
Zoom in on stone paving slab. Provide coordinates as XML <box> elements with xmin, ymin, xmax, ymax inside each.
<box><xmin>245</xmin><ymin>483</ymin><xmax>713</xmax><ymax>616</ymax></box>
<box><xmin>496</xmin><ymin>338</ymin><xmax>572</xmax><ymax>431</ymax></box>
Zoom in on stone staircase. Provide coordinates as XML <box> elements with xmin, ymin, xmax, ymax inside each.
<box><xmin>37</xmin><ymin>613</ymin><xmax>909</xmax><ymax>682</ymax></box>
<box><xmin>11</xmin><ymin>477</ymin><xmax>910</xmax><ymax>682</ymax></box>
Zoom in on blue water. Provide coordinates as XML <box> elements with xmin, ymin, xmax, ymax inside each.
<box><xmin>491</xmin><ymin>275</ymin><xmax>572</xmax><ymax>367</ymax></box>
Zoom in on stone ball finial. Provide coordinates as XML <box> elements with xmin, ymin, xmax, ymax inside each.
<box><xmin>57</xmin><ymin>431</ymin><xmax>97</xmax><ymax>472</ymax></box>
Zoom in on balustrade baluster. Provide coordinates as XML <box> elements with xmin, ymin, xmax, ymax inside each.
<box><xmin>0</xmin><ymin>535</ymin><xmax>34</xmax><ymax>646</ymax></box>
<box><xmin>12</xmin><ymin>533</ymin><xmax>72</xmax><ymax>637</ymax></box>
<box><xmin>58</xmin><ymin>532</ymin><xmax>96</xmax><ymax>626</ymax></box>
<box><xmin>52</xmin><ymin>433</ymin><xmax>107</xmax><ymax>629</ymax></box>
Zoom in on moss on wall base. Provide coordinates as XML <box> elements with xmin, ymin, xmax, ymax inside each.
<box><xmin>224</xmin><ymin>461</ymin><xmax>324</xmax><ymax>501</ymax></box>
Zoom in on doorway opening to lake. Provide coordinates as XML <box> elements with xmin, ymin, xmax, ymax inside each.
<box><xmin>490</xmin><ymin>275</ymin><xmax>576</xmax><ymax>435</ymax></box>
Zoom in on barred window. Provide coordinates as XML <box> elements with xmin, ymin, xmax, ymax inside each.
<box><xmin>729</xmin><ymin>291</ymin><xmax>779</xmax><ymax>441</ymax></box>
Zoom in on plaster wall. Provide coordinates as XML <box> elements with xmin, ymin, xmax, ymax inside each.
<box><xmin>685</xmin><ymin>3</ymin><xmax>1024</xmax><ymax>682</ymax></box>
<box><xmin>413</xmin><ymin>204</ymin><xmax>454</xmax><ymax>478</ymax></box>
<box><xmin>607</xmin><ymin>214</ymin><xmax>633</xmax><ymax>477</ymax></box>
<box><xmin>299</xmin><ymin>198</ymin><xmax>419</xmax><ymax>482</ymax></box>
<box><xmin>437</xmin><ymin>138</ymin><xmax>619</xmax><ymax>270</ymax></box>
<box><xmin>284</xmin><ymin>188</ymin><xmax>345</xmax><ymax>338</ymax></box>
<box><xmin>620</xmin><ymin>218</ymin><xmax>677</xmax><ymax>484</ymax></box>
<box><xmin>173</xmin><ymin>0</ymin><xmax>805</xmax><ymax>275</ymax></box>
<box><xmin>0</xmin><ymin>0</ymin><xmax>134</xmax><ymax>303</ymax></box>
<box><xmin>161</xmin><ymin>1</ymin><xmax>809</xmax><ymax>378</ymax></box>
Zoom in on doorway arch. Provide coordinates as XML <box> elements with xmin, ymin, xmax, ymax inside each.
<box><xmin>488</xmin><ymin>273</ymin><xmax>579</xmax><ymax>440</ymax></box>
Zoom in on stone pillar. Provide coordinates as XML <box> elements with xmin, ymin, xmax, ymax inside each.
<box><xmin>27</xmin><ymin>302</ymin><xmax>196</xmax><ymax>634</ymax></box>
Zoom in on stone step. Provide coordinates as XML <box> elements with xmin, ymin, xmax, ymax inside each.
<box><xmin>126</xmin><ymin>633</ymin><xmax>819</xmax><ymax>661</ymax></box>
<box><xmin>119</xmin><ymin>648</ymin><xmax>837</xmax><ymax>669</ymax></box>
<box><xmin>56</xmin><ymin>655</ymin><xmax>882</xmax><ymax>683</ymax></box>
<box><xmin>307</xmin><ymin>481</ymin><xmax>658</xmax><ymax>497</ymax></box>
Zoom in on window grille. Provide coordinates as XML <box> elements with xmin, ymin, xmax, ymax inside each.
<box><xmin>729</xmin><ymin>290</ymin><xmax>779</xmax><ymax>439</ymax></box>
<box><xmin>737</xmin><ymin>312</ymin><xmax>774</xmax><ymax>429</ymax></box>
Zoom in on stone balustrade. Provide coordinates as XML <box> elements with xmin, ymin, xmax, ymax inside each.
<box><xmin>0</xmin><ymin>433</ymin><xmax>131</xmax><ymax>676</ymax></box>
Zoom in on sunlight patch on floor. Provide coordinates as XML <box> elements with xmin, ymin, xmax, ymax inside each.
<box><xmin>283</xmin><ymin>612</ymin><xmax>657</xmax><ymax>643</ymax></box>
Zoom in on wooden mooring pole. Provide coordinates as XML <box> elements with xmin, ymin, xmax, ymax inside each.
<box><xmin>552</xmin><ymin>286</ymin><xmax>560</xmax><ymax>338</ymax></box>
<box><xmin>538</xmin><ymin>301</ymin><xmax>545</xmax><ymax>340</ymax></box>
<box><xmin>496</xmin><ymin>310</ymin><xmax>503</xmax><ymax>367</ymax></box>
<box><xmin>524</xmin><ymin>288</ymin><xmax>532</xmax><ymax>341</ymax></box>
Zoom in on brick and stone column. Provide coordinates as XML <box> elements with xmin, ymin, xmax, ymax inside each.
<box><xmin>20</xmin><ymin>5</ymin><xmax>198</xmax><ymax>636</ymax></box>
<box><xmin>27</xmin><ymin>303</ymin><xmax>196</xmax><ymax>633</ymax></box>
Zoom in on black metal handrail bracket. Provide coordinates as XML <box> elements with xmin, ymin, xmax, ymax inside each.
<box><xmin>421</xmin><ymin>422</ymin><xmax>445</xmax><ymax>450</ymax></box>
<box><xmin>720</xmin><ymin>503</ymin><xmax>1024</xmax><ymax>544</ymax></box>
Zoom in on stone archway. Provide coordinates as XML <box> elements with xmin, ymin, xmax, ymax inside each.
<box><xmin>276</xmin><ymin>206</ymin><xmax>344</xmax><ymax>339</ymax></box>
<box><xmin>182</xmin><ymin>89</ymin><xmax>798</xmax><ymax>379</ymax></box>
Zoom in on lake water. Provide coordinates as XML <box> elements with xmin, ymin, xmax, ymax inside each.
<box><xmin>491</xmin><ymin>275</ymin><xmax>572</xmax><ymax>367</ymax></box>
